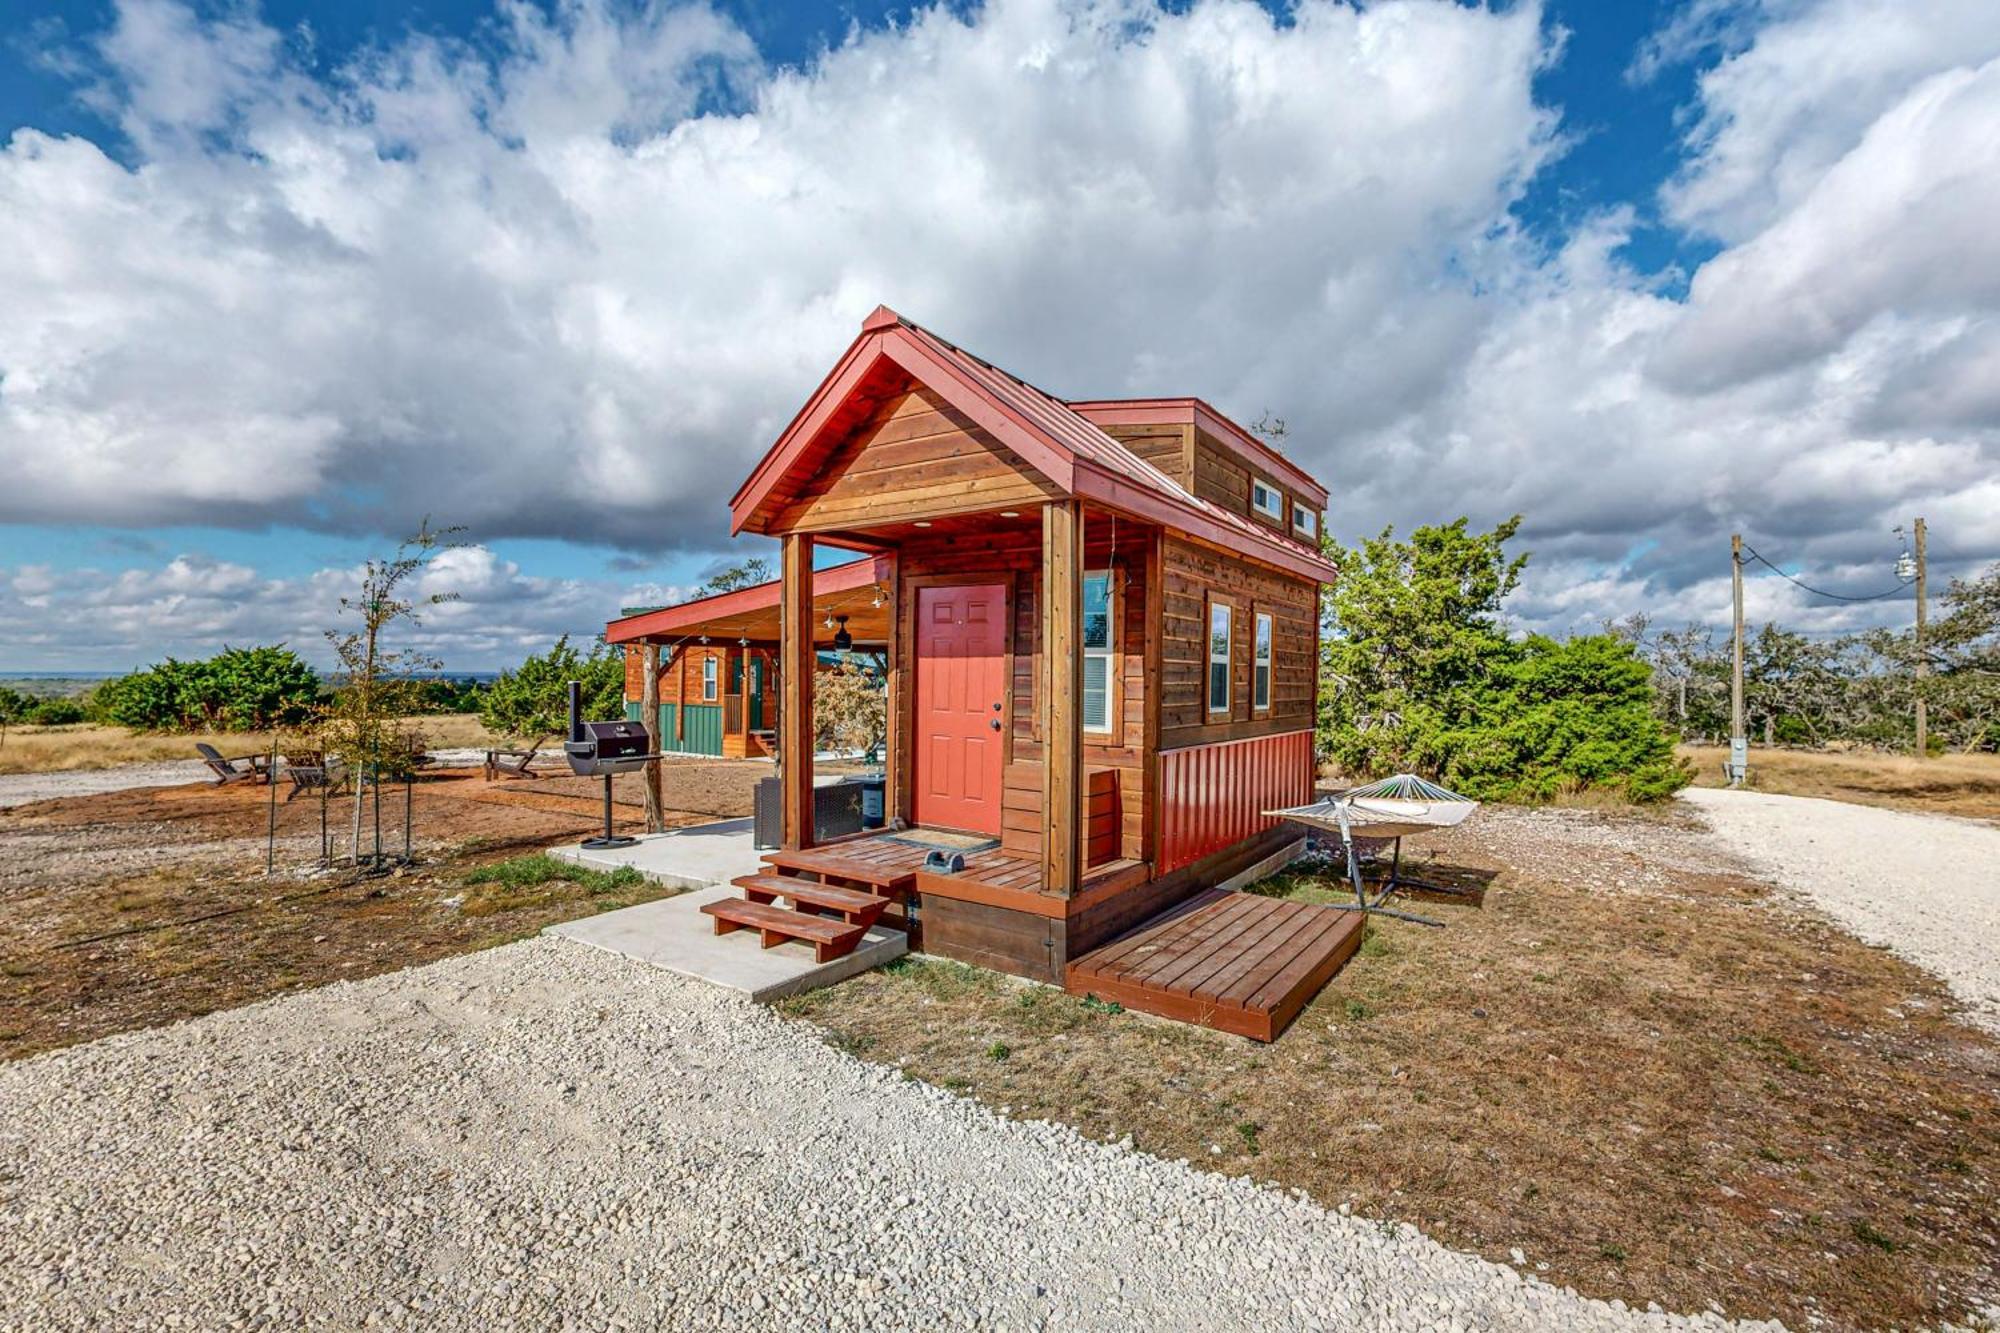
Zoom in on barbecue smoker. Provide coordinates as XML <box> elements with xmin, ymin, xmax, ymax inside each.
<box><xmin>564</xmin><ymin>681</ymin><xmax>658</xmax><ymax>849</ymax></box>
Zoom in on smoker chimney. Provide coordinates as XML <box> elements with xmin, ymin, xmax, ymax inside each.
<box><xmin>567</xmin><ymin>680</ymin><xmax>583</xmax><ymax>744</ymax></box>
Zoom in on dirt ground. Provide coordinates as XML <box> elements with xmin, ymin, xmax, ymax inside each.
<box><xmin>0</xmin><ymin>756</ymin><xmax>772</xmax><ymax>1061</ymax></box>
<box><xmin>1682</xmin><ymin>743</ymin><xmax>2000</xmax><ymax>822</ymax></box>
<box><xmin>781</xmin><ymin>805</ymin><xmax>2000</xmax><ymax>1332</ymax></box>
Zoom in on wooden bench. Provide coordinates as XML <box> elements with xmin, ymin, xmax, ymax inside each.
<box><xmin>700</xmin><ymin>898</ymin><xmax>867</xmax><ymax>963</ymax></box>
<box><xmin>731</xmin><ymin>873</ymin><xmax>889</xmax><ymax>929</ymax></box>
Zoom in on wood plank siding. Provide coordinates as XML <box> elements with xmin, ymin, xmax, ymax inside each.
<box><xmin>772</xmin><ymin>381</ymin><xmax>1061</xmax><ymax>534</ymax></box>
<box><xmin>1158</xmin><ymin>537</ymin><xmax>1317</xmax><ymax>747</ymax></box>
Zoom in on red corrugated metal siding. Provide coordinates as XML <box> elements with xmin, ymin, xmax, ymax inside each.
<box><xmin>1157</xmin><ymin>730</ymin><xmax>1314</xmax><ymax>875</ymax></box>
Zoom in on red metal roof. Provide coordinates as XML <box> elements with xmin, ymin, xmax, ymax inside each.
<box><xmin>731</xmin><ymin>307</ymin><xmax>1337</xmax><ymax>584</ymax></box>
<box><xmin>605</xmin><ymin>555</ymin><xmax>891</xmax><ymax>644</ymax></box>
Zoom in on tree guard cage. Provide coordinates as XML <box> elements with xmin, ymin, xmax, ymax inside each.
<box><xmin>1266</xmin><ymin>775</ymin><xmax>1481</xmax><ymax>926</ymax></box>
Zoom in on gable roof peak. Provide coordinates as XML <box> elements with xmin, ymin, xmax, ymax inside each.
<box><xmin>861</xmin><ymin>304</ymin><xmax>903</xmax><ymax>333</ymax></box>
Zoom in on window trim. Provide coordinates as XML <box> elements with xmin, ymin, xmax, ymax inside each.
<box><xmin>701</xmin><ymin>655</ymin><xmax>718</xmax><ymax>703</ymax></box>
<box><xmin>1292</xmin><ymin>506</ymin><xmax>1318</xmax><ymax>540</ymax></box>
<box><xmin>1250</xmin><ymin>477</ymin><xmax>1284</xmax><ymax>523</ymax></box>
<box><xmin>1206</xmin><ymin>595</ymin><xmax>1233</xmax><ymax>716</ymax></box>
<box><xmin>1252</xmin><ymin>609</ymin><xmax>1274</xmax><ymax>715</ymax></box>
<box><xmin>1081</xmin><ymin>568</ymin><xmax>1117</xmax><ymax>736</ymax></box>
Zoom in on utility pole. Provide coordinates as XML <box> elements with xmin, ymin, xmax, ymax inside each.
<box><xmin>1914</xmin><ymin>516</ymin><xmax>1928</xmax><ymax>760</ymax></box>
<box><xmin>1729</xmin><ymin>533</ymin><xmax>1747</xmax><ymax>787</ymax></box>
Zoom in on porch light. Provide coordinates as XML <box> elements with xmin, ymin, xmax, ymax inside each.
<box><xmin>1000</xmin><ymin>510</ymin><xmax>1020</xmax><ymax>518</ymax></box>
<box><xmin>913</xmin><ymin>521</ymin><xmax>932</xmax><ymax>528</ymax></box>
<box><xmin>833</xmin><ymin>615</ymin><xmax>852</xmax><ymax>651</ymax></box>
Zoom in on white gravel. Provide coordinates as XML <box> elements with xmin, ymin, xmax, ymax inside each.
<box><xmin>0</xmin><ymin>759</ymin><xmax>210</xmax><ymax>808</ymax></box>
<box><xmin>0</xmin><ymin>749</ymin><xmax>495</xmax><ymax>809</ymax></box>
<box><xmin>0</xmin><ymin>937</ymin><xmax>1784</xmax><ymax>1333</ymax></box>
<box><xmin>1682</xmin><ymin>786</ymin><xmax>2000</xmax><ymax>1035</ymax></box>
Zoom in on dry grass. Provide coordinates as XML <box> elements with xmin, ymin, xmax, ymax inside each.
<box><xmin>780</xmin><ymin>809</ymin><xmax>1999</xmax><ymax>1332</ymax></box>
<box><xmin>0</xmin><ymin>757</ymin><xmax>777</xmax><ymax>1060</ymax></box>
<box><xmin>0</xmin><ymin>713</ymin><xmax>502</xmax><ymax>775</ymax></box>
<box><xmin>1681</xmin><ymin>744</ymin><xmax>2000</xmax><ymax>821</ymax></box>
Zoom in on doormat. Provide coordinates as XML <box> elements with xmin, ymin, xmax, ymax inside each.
<box><xmin>887</xmin><ymin>829</ymin><xmax>1000</xmax><ymax>854</ymax></box>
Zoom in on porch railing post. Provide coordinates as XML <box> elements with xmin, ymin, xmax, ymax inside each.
<box><xmin>1043</xmin><ymin>500</ymin><xmax>1083</xmax><ymax>896</ymax></box>
<box><xmin>780</xmin><ymin>533</ymin><xmax>816</xmax><ymax>849</ymax></box>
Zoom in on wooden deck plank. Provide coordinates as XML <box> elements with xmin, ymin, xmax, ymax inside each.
<box><xmin>1108</xmin><ymin>896</ymin><xmax>1266</xmax><ymax>988</ymax></box>
<box><xmin>1062</xmin><ymin>892</ymin><xmax>1362</xmax><ymax>1042</ymax></box>
<box><xmin>1217</xmin><ymin>909</ymin><xmax>1348</xmax><ymax>1007</ymax></box>
<box><xmin>1078</xmin><ymin>891</ymin><xmax>1253</xmax><ymax>979</ymax></box>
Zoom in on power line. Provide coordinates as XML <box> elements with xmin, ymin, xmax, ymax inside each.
<box><xmin>1738</xmin><ymin>545</ymin><xmax>1915</xmax><ymax>603</ymax></box>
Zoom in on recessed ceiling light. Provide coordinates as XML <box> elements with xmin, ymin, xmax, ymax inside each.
<box><xmin>913</xmin><ymin>520</ymin><xmax>932</xmax><ymax>527</ymax></box>
<box><xmin>1000</xmin><ymin>511</ymin><xmax>1020</xmax><ymax>518</ymax></box>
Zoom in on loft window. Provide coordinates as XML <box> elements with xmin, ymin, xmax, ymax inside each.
<box><xmin>1082</xmin><ymin>571</ymin><xmax>1114</xmax><ymax>733</ymax></box>
<box><xmin>1251</xmin><ymin>478</ymin><xmax>1283</xmax><ymax>521</ymax></box>
<box><xmin>1253</xmin><ymin>612</ymin><xmax>1273</xmax><ymax>713</ymax></box>
<box><xmin>702</xmin><ymin>656</ymin><xmax>718</xmax><ymax>702</ymax></box>
<box><xmin>1293</xmin><ymin>507</ymin><xmax>1317</xmax><ymax>540</ymax></box>
<box><xmin>1208</xmin><ymin>600</ymin><xmax>1232</xmax><ymax>714</ymax></box>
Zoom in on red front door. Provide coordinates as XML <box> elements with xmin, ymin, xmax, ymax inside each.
<box><xmin>914</xmin><ymin>584</ymin><xmax>1008</xmax><ymax>835</ymax></box>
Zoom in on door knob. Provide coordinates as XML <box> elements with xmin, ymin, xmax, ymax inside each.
<box><xmin>989</xmin><ymin>719</ymin><xmax>1002</xmax><ymax>731</ymax></box>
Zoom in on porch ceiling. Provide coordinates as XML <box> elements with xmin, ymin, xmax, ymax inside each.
<box><xmin>606</xmin><ymin>555</ymin><xmax>891</xmax><ymax>649</ymax></box>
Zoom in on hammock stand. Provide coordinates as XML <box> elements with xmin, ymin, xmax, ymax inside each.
<box><xmin>1266</xmin><ymin>775</ymin><xmax>1481</xmax><ymax>927</ymax></box>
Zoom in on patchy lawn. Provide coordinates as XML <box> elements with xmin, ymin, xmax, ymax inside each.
<box><xmin>778</xmin><ymin>805</ymin><xmax>2000</xmax><ymax>1332</ymax></box>
<box><xmin>0</xmin><ymin>759</ymin><xmax>776</xmax><ymax>1061</ymax></box>
<box><xmin>1682</xmin><ymin>743</ymin><xmax>2000</xmax><ymax>823</ymax></box>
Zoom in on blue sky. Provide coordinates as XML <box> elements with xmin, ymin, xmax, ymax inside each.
<box><xmin>1</xmin><ymin>0</ymin><xmax>1994</xmax><ymax>669</ymax></box>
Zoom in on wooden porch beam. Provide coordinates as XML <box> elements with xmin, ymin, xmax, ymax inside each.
<box><xmin>641</xmin><ymin>642</ymin><xmax>664</xmax><ymax>834</ymax></box>
<box><xmin>1042</xmin><ymin>500</ymin><xmax>1082</xmax><ymax>897</ymax></box>
<box><xmin>780</xmin><ymin>534</ymin><xmax>816</xmax><ymax>850</ymax></box>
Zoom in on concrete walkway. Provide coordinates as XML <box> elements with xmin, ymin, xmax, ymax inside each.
<box><xmin>550</xmin><ymin>817</ymin><xmax>766</xmax><ymax>891</ymax></box>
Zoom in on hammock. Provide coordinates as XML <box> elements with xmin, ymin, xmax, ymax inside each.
<box><xmin>1266</xmin><ymin>774</ymin><xmax>1478</xmax><ymax>841</ymax></box>
<box><xmin>1264</xmin><ymin>775</ymin><xmax>1480</xmax><ymax>927</ymax></box>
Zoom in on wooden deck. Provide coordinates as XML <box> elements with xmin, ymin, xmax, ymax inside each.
<box><xmin>766</xmin><ymin>831</ymin><xmax>1145</xmax><ymax>917</ymax></box>
<box><xmin>1064</xmin><ymin>892</ymin><xmax>1364</xmax><ymax>1042</ymax></box>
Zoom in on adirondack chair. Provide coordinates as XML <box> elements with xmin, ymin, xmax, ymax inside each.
<box><xmin>195</xmin><ymin>743</ymin><xmax>270</xmax><ymax>786</ymax></box>
<box><xmin>484</xmin><ymin>742</ymin><xmax>541</xmax><ymax>781</ymax></box>
<box><xmin>282</xmin><ymin>752</ymin><xmax>349</xmax><ymax>803</ymax></box>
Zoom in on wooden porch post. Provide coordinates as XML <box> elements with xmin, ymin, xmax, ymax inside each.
<box><xmin>1043</xmin><ymin>500</ymin><xmax>1082</xmax><ymax>896</ymax></box>
<box><xmin>780</xmin><ymin>534</ymin><xmax>816</xmax><ymax>850</ymax></box>
<box><xmin>641</xmin><ymin>641</ymin><xmax>664</xmax><ymax>833</ymax></box>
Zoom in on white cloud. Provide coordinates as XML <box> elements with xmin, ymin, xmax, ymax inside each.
<box><xmin>0</xmin><ymin>0</ymin><xmax>1995</xmax><ymax>665</ymax></box>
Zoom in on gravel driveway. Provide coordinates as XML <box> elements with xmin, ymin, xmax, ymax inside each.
<box><xmin>0</xmin><ymin>938</ymin><xmax>1777</xmax><ymax>1332</ymax></box>
<box><xmin>1682</xmin><ymin>787</ymin><xmax>2000</xmax><ymax>1035</ymax></box>
<box><xmin>0</xmin><ymin>760</ymin><xmax>210</xmax><ymax>808</ymax></box>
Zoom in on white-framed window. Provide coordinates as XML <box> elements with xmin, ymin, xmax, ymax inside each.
<box><xmin>1251</xmin><ymin>477</ymin><xmax>1283</xmax><ymax>521</ymax></box>
<box><xmin>1293</xmin><ymin>507</ymin><xmax>1318</xmax><ymax>540</ymax></box>
<box><xmin>1207</xmin><ymin>599</ymin><xmax>1232</xmax><ymax>714</ymax></box>
<box><xmin>702</xmin><ymin>655</ymin><xmax>718</xmax><ymax>702</ymax></box>
<box><xmin>1253</xmin><ymin>612</ymin><xmax>1273</xmax><ymax>713</ymax></box>
<box><xmin>1082</xmin><ymin>570</ymin><xmax>1115</xmax><ymax>734</ymax></box>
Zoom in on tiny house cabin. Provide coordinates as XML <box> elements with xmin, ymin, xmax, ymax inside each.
<box><xmin>610</xmin><ymin>308</ymin><xmax>1345</xmax><ymax>1034</ymax></box>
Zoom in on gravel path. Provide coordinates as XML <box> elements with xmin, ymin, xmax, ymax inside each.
<box><xmin>0</xmin><ymin>760</ymin><xmax>209</xmax><ymax>808</ymax></box>
<box><xmin>0</xmin><ymin>937</ymin><xmax>1779</xmax><ymax>1333</ymax></box>
<box><xmin>1682</xmin><ymin>787</ymin><xmax>2000</xmax><ymax>1035</ymax></box>
<box><xmin>0</xmin><ymin>749</ymin><xmax>496</xmax><ymax>809</ymax></box>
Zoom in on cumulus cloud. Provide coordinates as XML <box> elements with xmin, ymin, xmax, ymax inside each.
<box><xmin>0</xmin><ymin>0</ymin><xmax>1995</xmax><ymax>665</ymax></box>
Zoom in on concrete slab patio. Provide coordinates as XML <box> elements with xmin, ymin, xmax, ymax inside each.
<box><xmin>545</xmin><ymin>883</ymin><xmax>907</xmax><ymax>1002</ymax></box>
<box><xmin>550</xmin><ymin>816</ymin><xmax>766</xmax><ymax>891</ymax></box>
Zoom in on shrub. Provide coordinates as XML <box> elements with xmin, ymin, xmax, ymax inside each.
<box><xmin>1320</xmin><ymin>517</ymin><xmax>1689</xmax><ymax>803</ymax></box>
<box><xmin>90</xmin><ymin>646</ymin><xmax>321</xmax><ymax>732</ymax></box>
<box><xmin>24</xmin><ymin>697</ymin><xmax>88</xmax><ymax>726</ymax></box>
<box><xmin>480</xmin><ymin>636</ymin><xmax>624</xmax><ymax>744</ymax></box>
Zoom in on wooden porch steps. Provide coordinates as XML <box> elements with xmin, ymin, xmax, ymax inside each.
<box><xmin>701</xmin><ymin>896</ymin><xmax>867</xmax><ymax>963</ymax></box>
<box><xmin>730</xmin><ymin>873</ymin><xmax>890</xmax><ymax>928</ymax></box>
